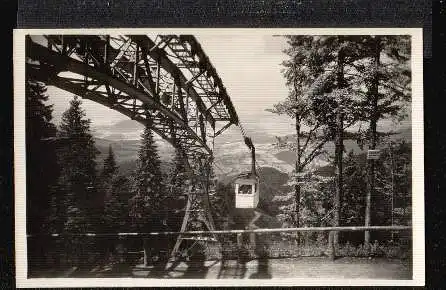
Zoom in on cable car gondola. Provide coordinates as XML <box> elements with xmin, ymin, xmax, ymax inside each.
<box><xmin>234</xmin><ymin>136</ymin><xmax>260</xmax><ymax>208</ymax></box>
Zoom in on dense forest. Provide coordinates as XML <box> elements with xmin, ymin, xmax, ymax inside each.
<box><xmin>25</xmin><ymin>35</ymin><xmax>412</xmax><ymax>275</ymax></box>
<box><xmin>265</xmin><ymin>35</ymin><xmax>411</xmax><ymax>249</ymax></box>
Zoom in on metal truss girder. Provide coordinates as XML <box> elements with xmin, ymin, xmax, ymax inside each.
<box><xmin>30</xmin><ymin>71</ymin><xmax>175</xmax><ymax>147</ymax></box>
<box><xmin>26</xmin><ymin>38</ymin><xmax>212</xmax><ymax>157</ymax></box>
<box><xmin>83</xmin><ymin>36</ymin><xmax>158</xmax><ymax>98</ymax></box>
<box><xmin>129</xmin><ymin>35</ymin><xmax>216</xmax><ymax>130</ymax></box>
<box><xmin>172</xmin><ymin>35</ymin><xmax>239</xmax><ymax>125</ymax></box>
<box><xmin>26</xmin><ymin>34</ymin><xmax>241</xmax><ymax>261</ymax></box>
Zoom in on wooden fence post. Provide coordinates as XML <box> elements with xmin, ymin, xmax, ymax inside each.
<box><xmin>328</xmin><ymin>231</ymin><xmax>335</xmax><ymax>261</ymax></box>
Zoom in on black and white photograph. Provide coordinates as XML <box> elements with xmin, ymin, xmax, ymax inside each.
<box><xmin>14</xmin><ymin>29</ymin><xmax>424</xmax><ymax>287</ymax></box>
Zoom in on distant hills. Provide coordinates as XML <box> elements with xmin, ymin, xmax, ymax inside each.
<box><xmin>272</xmin><ymin>126</ymin><xmax>411</xmax><ymax>167</ymax></box>
<box><xmin>94</xmin><ymin>137</ymin><xmax>175</xmax><ymax>175</ymax></box>
<box><xmin>92</xmin><ymin>117</ymin><xmax>411</xmax><ymax>180</ymax></box>
<box><xmin>91</xmin><ymin>118</ymin><xmax>412</xmax><ymax>229</ymax></box>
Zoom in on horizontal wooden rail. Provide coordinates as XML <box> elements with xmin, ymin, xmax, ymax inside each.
<box><xmin>27</xmin><ymin>225</ymin><xmax>411</xmax><ymax>238</ymax></box>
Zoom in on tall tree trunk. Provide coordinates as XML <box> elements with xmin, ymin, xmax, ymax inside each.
<box><xmin>334</xmin><ymin>109</ymin><xmax>343</xmax><ymax>247</ymax></box>
<box><xmin>334</xmin><ymin>46</ymin><xmax>345</xmax><ymax>248</ymax></box>
<box><xmin>294</xmin><ymin>183</ymin><xmax>301</xmax><ymax>227</ymax></box>
<box><xmin>365</xmin><ymin>37</ymin><xmax>381</xmax><ymax>247</ymax></box>
<box><xmin>294</xmin><ymin>110</ymin><xmax>301</xmax><ymax>245</ymax></box>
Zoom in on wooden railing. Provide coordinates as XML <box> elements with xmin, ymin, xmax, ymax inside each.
<box><xmin>28</xmin><ymin>225</ymin><xmax>411</xmax><ymax>260</ymax></box>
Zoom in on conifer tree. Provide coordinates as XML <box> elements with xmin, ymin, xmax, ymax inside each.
<box><xmin>53</xmin><ymin>96</ymin><xmax>100</xmax><ymax>267</ymax></box>
<box><xmin>357</xmin><ymin>35</ymin><xmax>411</xmax><ymax>246</ymax></box>
<box><xmin>101</xmin><ymin>145</ymin><xmax>131</xmax><ymax>233</ymax></box>
<box><xmin>57</xmin><ymin>96</ymin><xmax>99</xmax><ymax>233</ymax></box>
<box><xmin>304</xmin><ymin>36</ymin><xmax>367</xmax><ymax>247</ymax></box>
<box><xmin>165</xmin><ymin>144</ymin><xmax>188</xmax><ymax>230</ymax></box>
<box><xmin>268</xmin><ymin>35</ymin><xmax>333</xmax><ymax>232</ymax></box>
<box><xmin>131</xmin><ymin>123</ymin><xmax>165</xmax><ymax>225</ymax></box>
<box><xmin>102</xmin><ymin>145</ymin><xmax>118</xmax><ymax>180</ymax></box>
<box><xmin>25</xmin><ymin>79</ymin><xmax>58</xmax><ymax>271</ymax></box>
<box><xmin>341</xmin><ymin>140</ymin><xmax>411</xmax><ymax>245</ymax></box>
<box><xmin>169</xmin><ymin>141</ymin><xmax>187</xmax><ymax>196</ymax></box>
<box><xmin>130</xmin><ymin>120</ymin><xmax>166</xmax><ymax>265</ymax></box>
<box><xmin>341</xmin><ymin>151</ymin><xmax>367</xmax><ymax>244</ymax></box>
<box><xmin>271</xmin><ymin>36</ymin><xmax>363</xmax><ymax>244</ymax></box>
<box><xmin>26</xmin><ymin>80</ymin><xmax>58</xmax><ymax>233</ymax></box>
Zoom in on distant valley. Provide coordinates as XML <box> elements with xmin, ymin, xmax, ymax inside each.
<box><xmin>92</xmin><ymin>118</ymin><xmax>412</xmax><ymax>179</ymax></box>
<box><xmin>273</xmin><ymin>125</ymin><xmax>411</xmax><ymax>167</ymax></box>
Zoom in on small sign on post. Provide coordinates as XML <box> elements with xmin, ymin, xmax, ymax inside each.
<box><xmin>367</xmin><ymin>149</ymin><xmax>381</xmax><ymax>160</ymax></box>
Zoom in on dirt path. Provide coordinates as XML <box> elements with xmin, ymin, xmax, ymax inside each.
<box><xmin>129</xmin><ymin>257</ymin><xmax>411</xmax><ymax>280</ymax></box>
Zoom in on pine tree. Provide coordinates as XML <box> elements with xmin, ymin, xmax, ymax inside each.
<box><xmin>164</xmin><ymin>144</ymin><xmax>188</xmax><ymax>230</ymax></box>
<box><xmin>367</xmin><ymin>139</ymin><xmax>411</xmax><ymax>243</ymax></box>
<box><xmin>101</xmin><ymin>145</ymin><xmax>131</xmax><ymax>232</ymax></box>
<box><xmin>102</xmin><ymin>145</ymin><xmax>118</xmax><ymax>181</ymax></box>
<box><xmin>274</xmin><ymin>170</ymin><xmax>335</xmax><ymax>246</ymax></box>
<box><xmin>268</xmin><ymin>35</ymin><xmax>334</xmax><ymax>232</ymax></box>
<box><xmin>304</xmin><ymin>36</ymin><xmax>367</xmax><ymax>247</ymax></box>
<box><xmin>131</xmin><ymin>123</ymin><xmax>165</xmax><ymax>227</ymax></box>
<box><xmin>26</xmin><ymin>80</ymin><xmax>58</xmax><ymax>233</ymax></box>
<box><xmin>340</xmin><ymin>139</ymin><xmax>411</xmax><ymax>245</ymax></box>
<box><xmin>102</xmin><ymin>171</ymin><xmax>132</xmax><ymax>259</ymax></box>
<box><xmin>169</xmin><ymin>144</ymin><xmax>187</xmax><ymax>196</ymax></box>
<box><xmin>57</xmin><ymin>96</ymin><xmax>99</xmax><ymax>232</ymax></box>
<box><xmin>341</xmin><ymin>151</ymin><xmax>367</xmax><ymax>244</ymax></box>
<box><xmin>53</xmin><ymin>96</ymin><xmax>101</xmax><ymax>267</ymax></box>
<box><xmin>130</xmin><ymin>121</ymin><xmax>166</xmax><ymax>265</ymax></box>
<box><xmin>387</xmin><ymin>140</ymin><xmax>411</xmax><ymax>228</ymax></box>
<box><xmin>25</xmin><ymin>79</ymin><xmax>58</xmax><ymax>272</ymax></box>
<box><xmin>100</xmin><ymin>144</ymin><xmax>118</xmax><ymax>214</ymax></box>
<box><xmin>272</xmin><ymin>36</ymin><xmax>364</xmax><ymax>247</ymax></box>
<box><xmin>357</xmin><ymin>35</ymin><xmax>411</xmax><ymax>246</ymax></box>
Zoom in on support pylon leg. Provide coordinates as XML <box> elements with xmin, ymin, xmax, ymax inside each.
<box><xmin>170</xmin><ymin>193</ymin><xmax>193</xmax><ymax>260</ymax></box>
<box><xmin>169</xmin><ymin>189</ymin><xmax>218</xmax><ymax>260</ymax></box>
<box><xmin>169</xmin><ymin>156</ymin><xmax>218</xmax><ymax>261</ymax></box>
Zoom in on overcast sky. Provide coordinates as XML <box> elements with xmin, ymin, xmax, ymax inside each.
<box><xmin>46</xmin><ymin>34</ymin><xmax>291</xmax><ymax>133</ymax></box>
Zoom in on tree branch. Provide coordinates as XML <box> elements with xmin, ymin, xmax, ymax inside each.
<box><xmin>300</xmin><ymin>135</ymin><xmax>331</xmax><ymax>169</ymax></box>
<box><xmin>302</xmin><ymin>121</ymin><xmax>322</xmax><ymax>151</ymax></box>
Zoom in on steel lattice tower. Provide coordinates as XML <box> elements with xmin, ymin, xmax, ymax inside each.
<box><xmin>26</xmin><ymin>34</ymin><xmax>240</xmax><ymax>259</ymax></box>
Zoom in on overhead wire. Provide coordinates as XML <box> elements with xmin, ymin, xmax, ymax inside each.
<box><xmin>235</xmin><ymin>118</ymin><xmax>286</xmax><ymax>198</ymax></box>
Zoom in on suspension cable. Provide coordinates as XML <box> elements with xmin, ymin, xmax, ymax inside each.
<box><xmin>236</xmin><ymin>118</ymin><xmax>283</xmax><ymax>197</ymax></box>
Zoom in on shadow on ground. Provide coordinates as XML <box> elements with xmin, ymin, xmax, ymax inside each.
<box><xmin>249</xmin><ymin>256</ymin><xmax>272</xmax><ymax>279</ymax></box>
<box><xmin>249</xmin><ymin>234</ymin><xmax>272</xmax><ymax>279</ymax></box>
<box><xmin>216</xmin><ymin>233</ymin><xmax>272</xmax><ymax>279</ymax></box>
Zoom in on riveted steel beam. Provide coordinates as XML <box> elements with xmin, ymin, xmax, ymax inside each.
<box><xmin>176</xmin><ymin>35</ymin><xmax>239</xmax><ymax>125</ymax></box>
<box><xmin>129</xmin><ymin>35</ymin><xmax>216</xmax><ymax>130</ymax></box>
<box><xmin>26</xmin><ymin>37</ymin><xmax>211</xmax><ymax>155</ymax></box>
